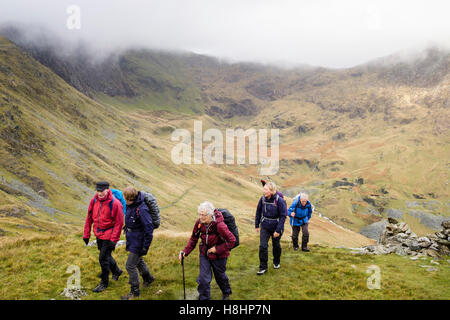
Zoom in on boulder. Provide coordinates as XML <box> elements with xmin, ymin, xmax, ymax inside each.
<box><xmin>442</xmin><ymin>220</ymin><xmax>450</xmax><ymax>229</ymax></box>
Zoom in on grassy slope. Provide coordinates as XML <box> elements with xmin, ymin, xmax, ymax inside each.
<box><xmin>0</xmin><ymin>233</ymin><xmax>448</xmax><ymax>300</ymax></box>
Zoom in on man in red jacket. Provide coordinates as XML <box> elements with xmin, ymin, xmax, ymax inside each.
<box><xmin>83</xmin><ymin>181</ymin><xmax>124</xmax><ymax>292</ymax></box>
<box><xmin>179</xmin><ymin>201</ymin><xmax>236</xmax><ymax>300</ymax></box>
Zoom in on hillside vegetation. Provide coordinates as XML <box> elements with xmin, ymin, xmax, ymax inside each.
<box><xmin>0</xmin><ymin>29</ymin><xmax>449</xmax><ymax>300</ymax></box>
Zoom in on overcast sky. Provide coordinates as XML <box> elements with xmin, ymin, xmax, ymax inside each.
<box><xmin>0</xmin><ymin>0</ymin><xmax>449</xmax><ymax>68</ymax></box>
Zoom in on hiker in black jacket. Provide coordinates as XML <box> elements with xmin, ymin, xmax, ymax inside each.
<box><xmin>255</xmin><ymin>181</ymin><xmax>286</xmax><ymax>275</ymax></box>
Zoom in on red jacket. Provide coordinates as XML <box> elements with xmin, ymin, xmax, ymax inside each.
<box><xmin>83</xmin><ymin>190</ymin><xmax>124</xmax><ymax>243</ymax></box>
<box><xmin>183</xmin><ymin>210</ymin><xmax>236</xmax><ymax>260</ymax></box>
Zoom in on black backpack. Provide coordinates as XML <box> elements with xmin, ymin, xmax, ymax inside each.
<box><xmin>216</xmin><ymin>208</ymin><xmax>239</xmax><ymax>249</ymax></box>
<box><xmin>142</xmin><ymin>191</ymin><xmax>161</xmax><ymax>229</ymax></box>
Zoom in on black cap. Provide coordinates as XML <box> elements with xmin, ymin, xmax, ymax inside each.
<box><xmin>261</xmin><ymin>179</ymin><xmax>266</xmax><ymax>186</ymax></box>
<box><xmin>96</xmin><ymin>181</ymin><xmax>110</xmax><ymax>191</ymax></box>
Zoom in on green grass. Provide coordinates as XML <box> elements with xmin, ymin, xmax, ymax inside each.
<box><xmin>0</xmin><ymin>233</ymin><xmax>448</xmax><ymax>300</ymax></box>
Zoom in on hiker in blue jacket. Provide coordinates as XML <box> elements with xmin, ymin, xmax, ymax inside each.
<box><xmin>121</xmin><ymin>186</ymin><xmax>155</xmax><ymax>300</ymax></box>
<box><xmin>288</xmin><ymin>193</ymin><xmax>312</xmax><ymax>252</ymax></box>
<box><xmin>255</xmin><ymin>181</ymin><xmax>287</xmax><ymax>275</ymax></box>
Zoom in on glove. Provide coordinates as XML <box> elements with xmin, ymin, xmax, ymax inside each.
<box><xmin>83</xmin><ymin>238</ymin><xmax>89</xmax><ymax>245</ymax></box>
<box><xmin>140</xmin><ymin>248</ymin><xmax>149</xmax><ymax>256</ymax></box>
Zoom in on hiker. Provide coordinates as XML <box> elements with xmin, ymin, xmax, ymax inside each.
<box><xmin>179</xmin><ymin>201</ymin><xmax>236</xmax><ymax>300</ymax></box>
<box><xmin>255</xmin><ymin>181</ymin><xmax>287</xmax><ymax>275</ymax></box>
<box><xmin>121</xmin><ymin>186</ymin><xmax>155</xmax><ymax>300</ymax></box>
<box><xmin>83</xmin><ymin>181</ymin><xmax>124</xmax><ymax>293</ymax></box>
<box><xmin>288</xmin><ymin>192</ymin><xmax>312</xmax><ymax>252</ymax></box>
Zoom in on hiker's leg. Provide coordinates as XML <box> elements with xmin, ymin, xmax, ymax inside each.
<box><xmin>196</xmin><ymin>255</ymin><xmax>213</xmax><ymax>300</ymax></box>
<box><xmin>259</xmin><ymin>227</ymin><xmax>270</xmax><ymax>270</ymax></box>
<box><xmin>98</xmin><ymin>240</ymin><xmax>111</xmax><ymax>286</ymax></box>
<box><xmin>108</xmin><ymin>248</ymin><xmax>121</xmax><ymax>275</ymax></box>
<box><xmin>272</xmin><ymin>232</ymin><xmax>282</xmax><ymax>266</ymax></box>
<box><xmin>126</xmin><ymin>252</ymin><xmax>141</xmax><ymax>288</ymax></box>
<box><xmin>291</xmin><ymin>225</ymin><xmax>300</xmax><ymax>249</ymax></box>
<box><xmin>211</xmin><ymin>258</ymin><xmax>231</xmax><ymax>296</ymax></box>
<box><xmin>301</xmin><ymin>223</ymin><xmax>310</xmax><ymax>250</ymax></box>
<box><xmin>136</xmin><ymin>256</ymin><xmax>153</xmax><ymax>282</ymax></box>
<box><xmin>136</xmin><ymin>256</ymin><xmax>150</xmax><ymax>275</ymax></box>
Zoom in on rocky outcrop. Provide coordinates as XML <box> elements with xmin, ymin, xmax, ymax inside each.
<box><xmin>353</xmin><ymin>218</ymin><xmax>450</xmax><ymax>257</ymax></box>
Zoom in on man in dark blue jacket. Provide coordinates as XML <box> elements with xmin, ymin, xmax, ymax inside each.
<box><xmin>121</xmin><ymin>186</ymin><xmax>156</xmax><ymax>300</ymax></box>
<box><xmin>255</xmin><ymin>181</ymin><xmax>286</xmax><ymax>275</ymax></box>
<box><xmin>288</xmin><ymin>193</ymin><xmax>312</xmax><ymax>252</ymax></box>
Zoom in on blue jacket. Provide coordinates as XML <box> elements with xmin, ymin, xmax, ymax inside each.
<box><xmin>255</xmin><ymin>194</ymin><xmax>287</xmax><ymax>234</ymax></box>
<box><xmin>125</xmin><ymin>192</ymin><xmax>154</xmax><ymax>255</ymax></box>
<box><xmin>288</xmin><ymin>198</ymin><xmax>312</xmax><ymax>226</ymax></box>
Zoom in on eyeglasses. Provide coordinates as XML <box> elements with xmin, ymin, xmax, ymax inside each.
<box><xmin>198</xmin><ymin>213</ymin><xmax>208</xmax><ymax>217</ymax></box>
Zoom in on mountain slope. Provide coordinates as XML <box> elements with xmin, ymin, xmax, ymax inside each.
<box><xmin>0</xmin><ymin>35</ymin><xmax>374</xmax><ymax>250</ymax></box>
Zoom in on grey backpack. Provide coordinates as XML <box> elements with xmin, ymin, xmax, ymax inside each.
<box><xmin>142</xmin><ymin>191</ymin><xmax>161</xmax><ymax>229</ymax></box>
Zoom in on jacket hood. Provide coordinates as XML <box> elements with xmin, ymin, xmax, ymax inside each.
<box><xmin>129</xmin><ymin>191</ymin><xmax>145</xmax><ymax>207</ymax></box>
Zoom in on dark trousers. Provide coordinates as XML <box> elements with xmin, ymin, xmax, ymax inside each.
<box><xmin>197</xmin><ymin>255</ymin><xmax>231</xmax><ymax>300</ymax></box>
<box><xmin>97</xmin><ymin>238</ymin><xmax>120</xmax><ymax>285</ymax></box>
<box><xmin>291</xmin><ymin>223</ymin><xmax>309</xmax><ymax>249</ymax></box>
<box><xmin>126</xmin><ymin>252</ymin><xmax>151</xmax><ymax>288</ymax></box>
<box><xmin>259</xmin><ymin>227</ymin><xmax>282</xmax><ymax>270</ymax></box>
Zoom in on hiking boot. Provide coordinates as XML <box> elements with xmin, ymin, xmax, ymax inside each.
<box><xmin>273</xmin><ymin>263</ymin><xmax>280</xmax><ymax>269</ymax></box>
<box><xmin>93</xmin><ymin>282</ymin><xmax>108</xmax><ymax>293</ymax></box>
<box><xmin>142</xmin><ymin>274</ymin><xmax>155</xmax><ymax>287</ymax></box>
<box><xmin>257</xmin><ymin>268</ymin><xmax>267</xmax><ymax>275</ymax></box>
<box><xmin>121</xmin><ymin>288</ymin><xmax>140</xmax><ymax>300</ymax></box>
<box><xmin>222</xmin><ymin>293</ymin><xmax>231</xmax><ymax>300</ymax></box>
<box><xmin>293</xmin><ymin>247</ymin><xmax>299</xmax><ymax>251</ymax></box>
<box><xmin>112</xmin><ymin>269</ymin><xmax>123</xmax><ymax>281</ymax></box>
<box><xmin>301</xmin><ymin>235</ymin><xmax>310</xmax><ymax>252</ymax></box>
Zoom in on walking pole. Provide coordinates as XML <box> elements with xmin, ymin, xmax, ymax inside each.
<box><xmin>181</xmin><ymin>253</ymin><xmax>186</xmax><ymax>300</ymax></box>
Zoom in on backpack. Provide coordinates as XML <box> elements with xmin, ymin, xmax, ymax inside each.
<box><xmin>216</xmin><ymin>208</ymin><xmax>239</xmax><ymax>249</ymax></box>
<box><xmin>111</xmin><ymin>188</ymin><xmax>126</xmax><ymax>215</ymax></box>
<box><xmin>142</xmin><ymin>191</ymin><xmax>161</xmax><ymax>229</ymax></box>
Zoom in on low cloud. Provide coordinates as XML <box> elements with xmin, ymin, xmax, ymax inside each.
<box><xmin>0</xmin><ymin>0</ymin><xmax>449</xmax><ymax>68</ymax></box>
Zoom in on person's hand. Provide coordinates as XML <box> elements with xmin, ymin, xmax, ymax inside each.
<box><xmin>255</xmin><ymin>227</ymin><xmax>260</xmax><ymax>233</ymax></box>
<box><xmin>83</xmin><ymin>238</ymin><xmax>89</xmax><ymax>246</ymax></box>
<box><xmin>290</xmin><ymin>212</ymin><xmax>295</xmax><ymax>218</ymax></box>
<box><xmin>140</xmin><ymin>248</ymin><xmax>149</xmax><ymax>256</ymax></box>
<box><xmin>207</xmin><ymin>247</ymin><xmax>216</xmax><ymax>254</ymax></box>
<box><xmin>273</xmin><ymin>232</ymin><xmax>280</xmax><ymax>238</ymax></box>
<box><xmin>179</xmin><ymin>251</ymin><xmax>185</xmax><ymax>262</ymax></box>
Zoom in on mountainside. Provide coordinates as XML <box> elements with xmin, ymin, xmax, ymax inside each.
<box><xmin>0</xmin><ymin>28</ymin><xmax>449</xmax><ymax>300</ymax></box>
<box><xmin>0</xmin><ymin>33</ymin><xmax>377</xmax><ymax>250</ymax></box>
<box><xmin>1</xmin><ymin>28</ymin><xmax>449</xmax><ymax>243</ymax></box>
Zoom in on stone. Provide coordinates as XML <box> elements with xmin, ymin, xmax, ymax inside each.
<box><xmin>436</xmin><ymin>232</ymin><xmax>446</xmax><ymax>239</ymax></box>
<box><xmin>388</xmin><ymin>217</ymin><xmax>399</xmax><ymax>224</ymax></box>
<box><xmin>408</xmin><ymin>241</ymin><xmax>421</xmax><ymax>251</ymax></box>
<box><xmin>442</xmin><ymin>220</ymin><xmax>450</xmax><ymax>229</ymax></box>
<box><xmin>425</xmin><ymin>249</ymin><xmax>440</xmax><ymax>258</ymax></box>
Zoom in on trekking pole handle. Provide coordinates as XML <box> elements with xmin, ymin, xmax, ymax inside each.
<box><xmin>180</xmin><ymin>251</ymin><xmax>185</xmax><ymax>265</ymax></box>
